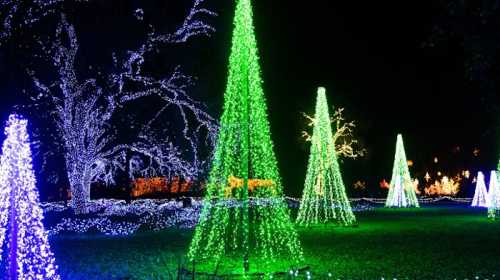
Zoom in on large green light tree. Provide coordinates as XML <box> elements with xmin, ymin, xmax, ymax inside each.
<box><xmin>385</xmin><ymin>134</ymin><xmax>419</xmax><ymax>207</ymax></box>
<box><xmin>187</xmin><ymin>0</ymin><xmax>303</xmax><ymax>273</ymax></box>
<box><xmin>296</xmin><ymin>87</ymin><xmax>356</xmax><ymax>226</ymax></box>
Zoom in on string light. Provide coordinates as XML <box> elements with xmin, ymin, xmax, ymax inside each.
<box><xmin>187</xmin><ymin>0</ymin><xmax>303</xmax><ymax>273</ymax></box>
<box><xmin>0</xmin><ymin>115</ymin><xmax>60</xmax><ymax>279</ymax></box>
<box><xmin>297</xmin><ymin>87</ymin><xmax>356</xmax><ymax>226</ymax></box>
<box><xmin>385</xmin><ymin>134</ymin><xmax>419</xmax><ymax>208</ymax></box>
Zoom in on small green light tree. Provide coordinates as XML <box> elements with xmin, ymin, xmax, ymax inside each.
<box><xmin>296</xmin><ymin>87</ymin><xmax>356</xmax><ymax>226</ymax></box>
<box><xmin>385</xmin><ymin>134</ymin><xmax>419</xmax><ymax>207</ymax></box>
<box><xmin>187</xmin><ymin>0</ymin><xmax>303</xmax><ymax>273</ymax></box>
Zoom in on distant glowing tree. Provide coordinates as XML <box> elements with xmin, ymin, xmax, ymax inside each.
<box><xmin>302</xmin><ymin>108</ymin><xmax>366</xmax><ymax>160</ymax></box>
<box><xmin>487</xmin><ymin>171</ymin><xmax>500</xmax><ymax>218</ymax></box>
<box><xmin>385</xmin><ymin>134</ymin><xmax>419</xmax><ymax>207</ymax></box>
<box><xmin>0</xmin><ymin>115</ymin><xmax>60</xmax><ymax>279</ymax></box>
<box><xmin>296</xmin><ymin>87</ymin><xmax>356</xmax><ymax>226</ymax></box>
<box><xmin>187</xmin><ymin>0</ymin><xmax>303</xmax><ymax>273</ymax></box>
<box><xmin>471</xmin><ymin>171</ymin><xmax>488</xmax><ymax>207</ymax></box>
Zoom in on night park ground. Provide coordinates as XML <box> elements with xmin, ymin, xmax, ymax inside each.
<box><xmin>50</xmin><ymin>205</ymin><xmax>500</xmax><ymax>279</ymax></box>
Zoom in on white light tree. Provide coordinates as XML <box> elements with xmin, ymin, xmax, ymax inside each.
<box><xmin>25</xmin><ymin>1</ymin><xmax>218</xmax><ymax>213</ymax></box>
<box><xmin>488</xmin><ymin>170</ymin><xmax>500</xmax><ymax>218</ymax></box>
<box><xmin>471</xmin><ymin>171</ymin><xmax>488</xmax><ymax>207</ymax></box>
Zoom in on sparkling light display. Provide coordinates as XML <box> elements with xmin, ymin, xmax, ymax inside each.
<box><xmin>0</xmin><ymin>115</ymin><xmax>60</xmax><ymax>279</ymax></box>
<box><xmin>487</xmin><ymin>171</ymin><xmax>500</xmax><ymax>218</ymax></box>
<box><xmin>29</xmin><ymin>1</ymin><xmax>217</xmax><ymax>213</ymax></box>
<box><xmin>471</xmin><ymin>172</ymin><xmax>488</xmax><ymax>207</ymax></box>
<box><xmin>0</xmin><ymin>0</ymin><xmax>76</xmax><ymax>43</ymax></box>
<box><xmin>424</xmin><ymin>175</ymin><xmax>461</xmax><ymax>196</ymax></box>
<box><xmin>187</xmin><ymin>0</ymin><xmax>303</xmax><ymax>273</ymax></box>
<box><xmin>302</xmin><ymin>106</ymin><xmax>366</xmax><ymax>160</ymax></box>
<box><xmin>385</xmin><ymin>134</ymin><xmax>419</xmax><ymax>208</ymax></box>
<box><xmin>296</xmin><ymin>87</ymin><xmax>356</xmax><ymax>226</ymax></box>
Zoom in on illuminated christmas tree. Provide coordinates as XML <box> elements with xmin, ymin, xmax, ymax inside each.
<box><xmin>471</xmin><ymin>171</ymin><xmax>488</xmax><ymax>207</ymax></box>
<box><xmin>187</xmin><ymin>0</ymin><xmax>303</xmax><ymax>273</ymax></box>
<box><xmin>296</xmin><ymin>87</ymin><xmax>355</xmax><ymax>226</ymax></box>
<box><xmin>487</xmin><ymin>171</ymin><xmax>500</xmax><ymax>218</ymax></box>
<box><xmin>0</xmin><ymin>115</ymin><xmax>60</xmax><ymax>279</ymax></box>
<box><xmin>385</xmin><ymin>134</ymin><xmax>419</xmax><ymax>207</ymax></box>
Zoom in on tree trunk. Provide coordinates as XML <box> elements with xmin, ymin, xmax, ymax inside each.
<box><xmin>69</xmin><ymin>166</ymin><xmax>92</xmax><ymax>214</ymax></box>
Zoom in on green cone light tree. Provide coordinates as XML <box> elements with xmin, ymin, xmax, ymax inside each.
<box><xmin>385</xmin><ymin>134</ymin><xmax>419</xmax><ymax>207</ymax></box>
<box><xmin>296</xmin><ymin>87</ymin><xmax>356</xmax><ymax>226</ymax></box>
<box><xmin>187</xmin><ymin>0</ymin><xmax>303</xmax><ymax>273</ymax></box>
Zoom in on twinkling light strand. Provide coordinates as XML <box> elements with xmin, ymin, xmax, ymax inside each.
<box><xmin>0</xmin><ymin>0</ymin><xmax>78</xmax><ymax>44</ymax></box>
<box><xmin>471</xmin><ymin>171</ymin><xmax>488</xmax><ymax>207</ymax></box>
<box><xmin>385</xmin><ymin>134</ymin><xmax>420</xmax><ymax>208</ymax></box>
<box><xmin>187</xmin><ymin>0</ymin><xmax>303</xmax><ymax>273</ymax></box>
<box><xmin>0</xmin><ymin>114</ymin><xmax>60</xmax><ymax>279</ymax></box>
<box><xmin>297</xmin><ymin>87</ymin><xmax>356</xmax><ymax>226</ymax></box>
<box><xmin>27</xmin><ymin>1</ymin><xmax>217</xmax><ymax>213</ymax></box>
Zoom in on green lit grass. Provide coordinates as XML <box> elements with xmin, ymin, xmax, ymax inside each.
<box><xmin>51</xmin><ymin>206</ymin><xmax>500</xmax><ymax>279</ymax></box>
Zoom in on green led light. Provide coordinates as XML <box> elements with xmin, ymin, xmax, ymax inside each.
<box><xmin>385</xmin><ymin>134</ymin><xmax>419</xmax><ymax>208</ymax></box>
<box><xmin>296</xmin><ymin>88</ymin><xmax>356</xmax><ymax>226</ymax></box>
<box><xmin>187</xmin><ymin>0</ymin><xmax>303</xmax><ymax>273</ymax></box>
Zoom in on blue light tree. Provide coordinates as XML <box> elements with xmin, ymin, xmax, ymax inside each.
<box><xmin>0</xmin><ymin>114</ymin><xmax>60</xmax><ymax>279</ymax></box>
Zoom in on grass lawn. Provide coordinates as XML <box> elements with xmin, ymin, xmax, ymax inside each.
<box><xmin>51</xmin><ymin>205</ymin><xmax>500</xmax><ymax>279</ymax></box>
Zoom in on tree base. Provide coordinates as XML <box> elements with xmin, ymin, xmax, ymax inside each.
<box><xmin>181</xmin><ymin>261</ymin><xmax>310</xmax><ymax>278</ymax></box>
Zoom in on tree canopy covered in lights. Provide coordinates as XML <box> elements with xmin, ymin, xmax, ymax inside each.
<box><xmin>471</xmin><ymin>171</ymin><xmax>488</xmax><ymax>207</ymax></box>
<box><xmin>187</xmin><ymin>0</ymin><xmax>303</xmax><ymax>273</ymax></box>
<box><xmin>26</xmin><ymin>1</ymin><xmax>218</xmax><ymax>213</ymax></box>
<box><xmin>297</xmin><ymin>87</ymin><xmax>356</xmax><ymax>226</ymax></box>
<box><xmin>385</xmin><ymin>134</ymin><xmax>419</xmax><ymax>208</ymax></box>
<box><xmin>0</xmin><ymin>115</ymin><xmax>60</xmax><ymax>279</ymax></box>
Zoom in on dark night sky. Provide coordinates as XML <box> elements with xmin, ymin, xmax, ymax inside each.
<box><xmin>0</xmin><ymin>0</ymin><xmax>495</xmax><ymax>197</ymax></box>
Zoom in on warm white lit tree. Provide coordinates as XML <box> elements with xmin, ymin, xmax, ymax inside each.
<box><xmin>303</xmin><ymin>107</ymin><xmax>366</xmax><ymax>160</ymax></box>
<box><xmin>27</xmin><ymin>1</ymin><xmax>218</xmax><ymax>213</ymax></box>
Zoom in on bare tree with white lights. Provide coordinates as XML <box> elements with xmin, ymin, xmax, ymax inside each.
<box><xmin>27</xmin><ymin>0</ymin><xmax>218</xmax><ymax>213</ymax></box>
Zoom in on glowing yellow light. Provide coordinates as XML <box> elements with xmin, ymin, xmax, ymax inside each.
<box><xmin>424</xmin><ymin>175</ymin><xmax>461</xmax><ymax>196</ymax></box>
<box><xmin>407</xmin><ymin>160</ymin><xmax>413</xmax><ymax>167</ymax></box>
<box><xmin>437</xmin><ymin>171</ymin><xmax>442</xmax><ymax>176</ymax></box>
<box><xmin>434</xmin><ymin>157</ymin><xmax>438</xmax><ymax>163</ymax></box>
<box><xmin>424</xmin><ymin>172</ymin><xmax>431</xmax><ymax>182</ymax></box>
<box><xmin>225</xmin><ymin>175</ymin><xmax>275</xmax><ymax>198</ymax></box>
<box><xmin>353</xmin><ymin>180</ymin><xmax>366</xmax><ymax>191</ymax></box>
<box><xmin>413</xmin><ymin>179</ymin><xmax>421</xmax><ymax>195</ymax></box>
<box><xmin>473</xmin><ymin>148</ymin><xmax>480</xmax><ymax>157</ymax></box>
